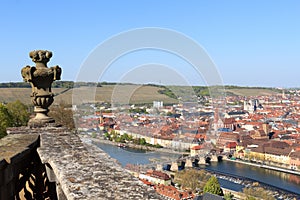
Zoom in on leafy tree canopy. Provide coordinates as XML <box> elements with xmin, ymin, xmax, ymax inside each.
<box><xmin>6</xmin><ymin>100</ymin><xmax>30</xmax><ymax>127</ymax></box>
<box><xmin>174</xmin><ymin>169</ymin><xmax>210</xmax><ymax>193</ymax></box>
<box><xmin>49</xmin><ymin>101</ymin><xmax>75</xmax><ymax>130</ymax></box>
<box><xmin>0</xmin><ymin>101</ymin><xmax>30</xmax><ymax>139</ymax></box>
<box><xmin>203</xmin><ymin>176</ymin><xmax>224</xmax><ymax>196</ymax></box>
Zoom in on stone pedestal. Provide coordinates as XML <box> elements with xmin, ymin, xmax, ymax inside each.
<box><xmin>21</xmin><ymin>50</ymin><xmax>62</xmax><ymax>127</ymax></box>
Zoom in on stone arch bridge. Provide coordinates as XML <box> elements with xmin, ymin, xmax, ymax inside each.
<box><xmin>152</xmin><ymin>153</ymin><xmax>224</xmax><ymax>172</ymax></box>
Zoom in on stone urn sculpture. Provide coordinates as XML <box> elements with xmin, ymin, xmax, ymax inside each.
<box><xmin>21</xmin><ymin>50</ymin><xmax>62</xmax><ymax>127</ymax></box>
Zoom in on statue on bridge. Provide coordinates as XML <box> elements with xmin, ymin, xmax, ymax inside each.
<box><xmin>21</xmin><ymin>50</ymin><xmax>62</xmax><ymax>127</ymax></box>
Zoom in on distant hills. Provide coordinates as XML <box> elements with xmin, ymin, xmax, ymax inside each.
<box><xmin>0</xmin><ymin>81</ymin><xmax>282</xmax><ymax>105</ymax></box>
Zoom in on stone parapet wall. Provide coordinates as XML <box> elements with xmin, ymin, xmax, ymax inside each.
<box><xmin>0</xmin><ymin>133</ymin><xmax>52</xmax><ymax>200</ymax></box>
<box><xmin>2</xmin><ymin>127</ymin><xmax>163</xmax><ymax>200</ymax></box>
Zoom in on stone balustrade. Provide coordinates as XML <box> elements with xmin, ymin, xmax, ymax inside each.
<box><xmin>0</xmin><ymin>132</ymin><xmax>52</xmax><ymax>200</ymax></box>
<box><xmin>1</xmin><ymin>127</ymin><xmax>163</xmax><ymax>200</ymax></box>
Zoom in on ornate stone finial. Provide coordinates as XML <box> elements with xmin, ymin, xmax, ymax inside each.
<box><xmin>21</xmin><ymin>50</ymin><xmax>62</xmax><ymax>127</ymax></box>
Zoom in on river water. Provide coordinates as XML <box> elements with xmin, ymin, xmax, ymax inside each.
<box><xmin>94</xmin><ymin>142</ymin><xmax>300</xmax><ymax>196</ymax></box>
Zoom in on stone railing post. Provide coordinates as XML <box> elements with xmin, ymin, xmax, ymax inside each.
<box><xmin>21</xmin><ymin>50</ymin><xmax>62</xmax><ymax>127</ymax></box>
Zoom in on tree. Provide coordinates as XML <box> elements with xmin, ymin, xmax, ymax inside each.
<box><xmin>0</xmin><ymin>101</ymin><xmax>30</xmax><ymax>139</ymax></box>
<box><xmin>6</xmin><ymin>100</ymin><xmax>30</xmax><ymax>127</ymax></box>
<box><xmin>0</xmin><ymin>104</ymin><xmax>13</xmax><ymax>138</ymax></box>
<box><xmin>119</xmin><ymin>133</ymin><xmax>133</xmax><ymax>143</ymax></box>
<box><xmin>139</xmin><ymin>138</ymin><xmax>147</xmax><ymax>145</ymax></box>
<box><xmin>166</xmin><ymin>111</ymin><xmax>173</xmax><ymax>116</ymax></box>
<box><xmin>49</xmin><ymin>101</ymin><xmax>75</xmax><ymax>130</ymax></box>
<box><xmin>174</xmin><ymin>169</ymin><xmax>210</xmax><ymax>193</ymax></box>
<box><xmin>224</xmin><ymin>193</ymin><xmax>234</xmax><ymax>200</ymax></box>
<box><xmin>104</xmin><ymin>132</ymin><xmax>111</xmax><ymax>140</ymax></box>
<box><xmin>133</xmin><ymin>138</ymin><xmax>146</xmax><ymax>145</ymax></box>
<box><xmin>203</xmin><ymin>176</ymin><xmax>224</xmax><ymax>196</ymax></box>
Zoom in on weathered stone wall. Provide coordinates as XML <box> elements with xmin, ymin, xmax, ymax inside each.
<box><xmin>0</xmin><ymin>133</ymin><xmax>52</xmax><ymax>200</ymax></box>
<box><xmin>1</xmin><ymin>127</ymin><xmax>163</xmax><ymax>200</ymax></box>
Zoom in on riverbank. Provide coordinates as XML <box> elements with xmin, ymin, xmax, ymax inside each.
<box><xmin>225</xmin><ymin>158</ymin><xmax>300</xmax><ymax>176</ymax></box>
<box><xmin>84</xmin><ymin>135</ymin><xmax>189</xmax><ymax>155</ymax></box>
<box><xmin>83</xmin><ymin>135</ymin><xmax>300</xmax><ymax>177</ymax></box>
<box><xmin>88</xmin><ymin>138</ymin><xmax>300</xmax><ymax>199</ymax></box>
<box><xmin>83</xmin><ymin>136</ymin><xmax>300</xmax><ymax>198</ymax></box>
<box><xmin>205</xmin><ymin>166</ymin><xmax>300</xmax><ymax>199</ymax></box>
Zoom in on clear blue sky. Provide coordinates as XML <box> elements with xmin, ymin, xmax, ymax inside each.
<box><xmin>0</xmin><ymin>0</ymin><xmax>299</xmax><ymax>87</ymax></box>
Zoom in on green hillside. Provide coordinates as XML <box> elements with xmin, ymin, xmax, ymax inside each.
<box><xmin>0</xmin><ymin>82</ymin><xmax>281</xmax><ymax>105</ymax></box>
<box><xmin>0</xmin><ymin>84</ymin><xmax>179</xmax><ymax>106</ymax></box>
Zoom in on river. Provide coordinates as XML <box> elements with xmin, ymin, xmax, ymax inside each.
<box><xmin>94</xmin><ymin>142</ymin><xmax>300</xmax><ymax>197</ymax></box>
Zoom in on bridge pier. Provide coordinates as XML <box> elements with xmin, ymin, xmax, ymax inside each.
<box><xmin>198</xmin><ymin>157</ymin><xmax>206</xmax><ymax>165</ymax></box>
<box><xmin>185</xmin><ymin>159</ymin><xmax>193</xmax><ymax>168</ymax></box>
<box><xmin>170</xmin><ymin>162</ymin><xmax>178</xmax><ymax>172</ymax></box>
<box><xmin>211</xmin><ymin>155</ymin><xmax>218</xmax><ymax>162</ymax></box>
<box><xmin>156</xmin><ymin>164</ymin><xmax>163</xmax><ymax>171</ymax></box>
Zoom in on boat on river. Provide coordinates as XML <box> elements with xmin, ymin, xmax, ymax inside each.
<box><xmin>117</xmin><ymin>143</ymin><xmax>127</xmax><ymax>148</ymax></box>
